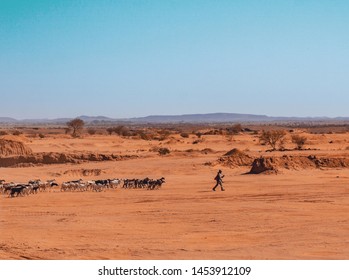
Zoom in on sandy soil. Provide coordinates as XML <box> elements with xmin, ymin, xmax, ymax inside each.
<box><xmin>1</xmin><ymin>132</ymin><xmax>349</xmax><ymax>259</ymax></box>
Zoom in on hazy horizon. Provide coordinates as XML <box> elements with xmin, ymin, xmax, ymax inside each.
<box><xmin>1</xmin><ymin>111</ymin><xmax>349</xmax><ymax>122</ymax></box>
<box><xmin>1</xmin><ymin>1</ymin><xmax>349</xmax><ymax>119</ymax></box>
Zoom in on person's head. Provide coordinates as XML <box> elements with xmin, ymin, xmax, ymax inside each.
<box><xmin>218</xmin><ymin>170</ymin><xmax>222</xmax><ymax>173</ymax></box>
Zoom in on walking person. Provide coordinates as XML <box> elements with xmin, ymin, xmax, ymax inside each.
<box><xmin>212</xmin><ymin>169</ymin><xmax>225</xmax><ymax>191</ymax></box>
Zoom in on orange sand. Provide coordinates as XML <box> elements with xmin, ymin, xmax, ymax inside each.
<box><xmin>1</xmin><ymin>132</ymin><xmax>348</xmax><ymax>259</ymax></box>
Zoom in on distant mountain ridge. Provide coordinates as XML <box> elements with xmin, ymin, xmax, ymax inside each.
<box><xmin>0</xmin><ymin>113</ymin><xmax>348</xmax><ymax>124</ymax></box>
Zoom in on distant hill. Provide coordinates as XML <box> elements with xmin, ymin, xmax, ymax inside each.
<box><xmin>0</xmin><ymin>117</ymin><xmax>18</xmax><ymax>123</ymax></box>
<box><xmin>1</xmin><ymin>113</ymin><xmax>349</xmax><ymax>124</ymax></box>
<box><xmin>129</xmin><ymin>113</ymin><xmax>272</xmax><ymax>123</ymax></box>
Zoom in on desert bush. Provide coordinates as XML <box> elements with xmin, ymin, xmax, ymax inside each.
<box><xmin>108</xmin><ymin>125</ymin><xmax>133</xmax><ymax>137</ymax></box>
<box><xmin>195</xmin><ymin>132</ymin><xmax>202</xmax><ymax>138</ymax></box>
<box><xmin>87</xmin><ymin>128</ymin><xmax>97</xmax><ymax>135</ymax></box>
<box><xmin>259</xmin><ymin>130</ymin><xmax>287</xmax><ymax>151</ymax></box>
<box><xmin>228</xmin><ymin>123</ymin><xmax>243</xmax><ymax>134</ymax></box>
<box><xmin>158</xmin><ymin>147</ymin><xmax>170</xmax><ymax>155</ymax></box>
<box><xmin>139</xmin><ymin>131</ymin><xmax>151</xmax><ymax>140</ymax></box>
<box><xmin>38</xmin><ymin>133</ymin><xmax>45</xmax><ymax>139</ymax></box>
<box><xmin>157</xmin><ymin>130</ymin><xmax>171</xmax><ymax>141</ymax></box>
<box><xmin>114</xmin><ymin>125</ymin><xmax>126</xmax><ymax>135</ymax></box>
<box><xmin>180</xmin><ymin>132</ymin><xmax>189</xmax><ymax>138</ymax></box>
<box><xmin>291</xmin><ymin>134</ymin><xmax>307</xmax><ymax>150</ymax></box>
<box><xmin>12</xmin><ymin>130</ymin><xmax>22</xmax><ymax>136</ymax></box>
<box><xmin>106</xmin><ymin>127</ymin><xmax>114</xmax><ymax>135</ymax></box>
<box><xmin>0</xmin><ymin>131</ymin><xmax>8</xmax><ymax>136</ymax></box>
<box><xmin>149</xmin><ymin>146</ymin><xmax>160</xmax><ymax>152</ymax></box>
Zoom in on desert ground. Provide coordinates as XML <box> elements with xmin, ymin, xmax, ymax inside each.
<box><xmin>0</xmin><ymin>124</ymin><xmax>349</xmax><ymax>259</ymax></box>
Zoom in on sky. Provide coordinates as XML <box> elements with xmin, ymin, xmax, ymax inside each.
<box><xmin>1</xmin><ymin>0</ymin><xmax>349</xmax><ymax>119</ymax></box>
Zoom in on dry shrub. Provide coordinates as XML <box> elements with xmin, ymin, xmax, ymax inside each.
<box><xmin>87</xmin><ymin>128</ymin><xmax>97</xmax><ymax>135</ymax></box>
<box><xmin>106</xmin><ymin>127</ymin><xmax>114</xmax><ymax>135</ymax></box>
<box><xmin>259</xmin><ymin>130</ymin><xmax>287</xmax><ymax>150</ymax></box>
<box><xmin>291</xmin><ymin>134</ymin><xmax>307</xmax><ymax>150</ymax></box>
<box><xmin>180</xmin><ymin>132</ymin><xmax>189</xmax><ymax>138</ymax></box>
<box><xmin>157</xmin><ymin>130</ymin><xmax>171</xmax><ymax>141</ymax></box>
<box><xmin>158</xmin><ymin>147</ymin><xmax>170</xmax><ymax>155</ymax></box>
<box><xmin>227</xmin><ymin>124</ymin><xmax>243</xmax><ymax>135</ymax></box>
<box><xmin>0</xmin><ymin>131</ymin><xmax>8</xmax><ymax>136</ymax></box>
<box><xmin>12</xmin><ymin>130</ymin><xmax>22</xmax><ymax>136</ymax></box>
<box><xmin>195</xmin><ymin>132</ymin><xmax>202</xmax><ymax>138</ymax></box>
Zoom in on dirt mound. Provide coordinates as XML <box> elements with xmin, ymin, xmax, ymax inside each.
<box><xmin>0</xmin><ymin>139</ymin><xmax>33</xmax><ymax>156</ymax></box>
<box><xmin>63</xmin><ymin>169</ymin><xmax>103</xmax><ymax>177</ymax></box>
<box><xmin>249</xmin><ymin>155</ymin><xmax>349</xmax><ymax>174</ymax></box>
<box><xmin>215</xmin><ymin>148</ymin><xmax>253</xmax><ymax>167</ymax></box>
<box><xmin>249</xmin><ymin>157</ymin><xmax>280</xmax><ymax>174</ymax></box>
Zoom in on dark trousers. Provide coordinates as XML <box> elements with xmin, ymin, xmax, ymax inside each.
<box><xmin>213</xmin><ymin>181</ymin><xmax>224</xmax><ymax>191</ymax></box>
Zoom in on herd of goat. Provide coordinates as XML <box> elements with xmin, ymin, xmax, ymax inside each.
<box><xmin>0</xmin><ymin>177</ymin><xmax>166</xmax><ymax>198</ymax></box>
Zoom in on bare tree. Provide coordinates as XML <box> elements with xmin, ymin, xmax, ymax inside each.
<box><xmin>259</xmin><ymin>130</ymin><xmax>287</xmax><ymax>151</ymax></box>
<box><xmin>66</xmin><ymin>118</ymin><xmax>85</xmax><ymax>137</ymax></box>
<box><xmin>291</xmin><ymin>134</ymin><xmax>307</xmax><ymax>150</ymax></box>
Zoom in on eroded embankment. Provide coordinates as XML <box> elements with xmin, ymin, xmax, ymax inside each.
<box><xmin>249</xmin><ymin>155</ymin><xmax>349</xmax><ymax>174</ymax></box>
<box><xmin>0</xmin><ymin>152</ymin><xmax>138</xmax><ymax>167</ymax></box>
<box><xmin>214</xmin><ymin>148</ymin><xmax>349</xmax><ymax>174</ymax></box>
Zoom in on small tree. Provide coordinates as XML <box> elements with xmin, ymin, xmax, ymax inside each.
<box><xmin>66</xmin><ymin>118</ymin><xmax>85</xmax><ymax>137</ymax></box>
<box><xmin>87</xmin><ymin>128</ymin><xmax>97</xmax><ymax>135</ymax></box>
<box><xmin>259</xmin><ymin>130</ymin><xmax>286</xmax><ymax>151</ymax></box>
<box><xmin>291</xmin><ymin>134</ymin><xmax>307</xmax><ymax>150</ymax></box>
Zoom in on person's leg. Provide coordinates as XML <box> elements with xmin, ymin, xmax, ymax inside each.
<box><xmin>220</xmin><ymin>182</ymin><xmax>225</xmax><ymax>191</ymax></box>
<box><xmin>212</xmin><ymin>182</ymin><xmax>218</xmax><ymax>191</ymax></box>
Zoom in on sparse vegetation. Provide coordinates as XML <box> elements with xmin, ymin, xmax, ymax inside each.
<box><xmin>66</xmin><ymin>118</ymin><xmax>85</xmax><ymax>137</ymax></box>
<box><xmin>259</xmin><ymin>130</ymin><xmax>287</xmax><ymax>151</ymax></box>
<box><xmin>180</xmin><ymin>132</ymin><xmax>189</xmax><ymax>138</ymax></box>
<box><xmin>195</xmin><ymin>132</ymin><xmax>202</xmax><ymax>138</ymax></box>
<box><xmin>106</xmin><ymin>127</ymin><xmax>114</xmax><ymax>135</ymax></box>
<box><xmin>87</xmin><ymin>128</ymin><xmax>97</xmax><ymax>135</ymax></box>
<box><xmin>228</xmin><ymin>123</ymin><xmax>243</xmax><ymax>134</ymax></box>
<box><xmin>158</xmin><ymin>147</ymin><xmax>170</xmax><ymax>155</ymax></box>
<box><xmin>12</xmin><ymin>130</ymin><xmax>22</xmax><ymax>136</ymax></box>
<box><xmin>291</xmin><ymin>134</ymin><xmax>307</xmax><ymax>150</ymax></box>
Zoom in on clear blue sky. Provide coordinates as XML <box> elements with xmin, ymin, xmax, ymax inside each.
<box><xmin>1</xmin><ymin>0</ymin><xmax>348</xmax><ymax>119</ymax></box>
